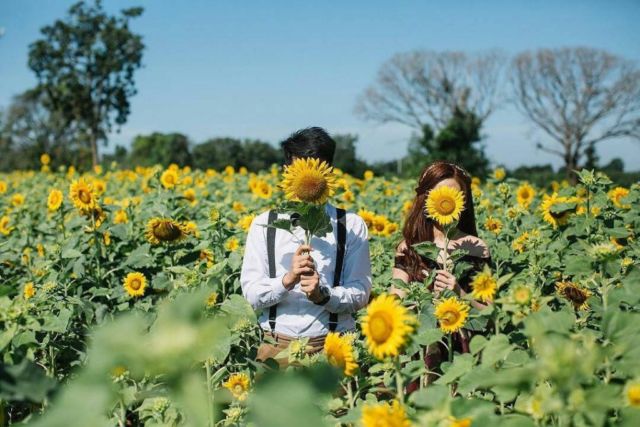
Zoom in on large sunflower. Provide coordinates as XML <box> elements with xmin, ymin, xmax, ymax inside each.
<box><xmin>425</xmin><ymin>185</ymin><xmax>465</xmax><ymax>226</ymax></box>
<box><xmin>324</xmin><ymin>332</ymin><xmax>358</xmax><ymax>376</ymax></box>
<box><xmin>123</xmin><ymin>272</ymin><xmax>146</xmax><ymax>298</ymax></box>
<box><xmin>281</xmin><ymin>157</ymin><xmax>337</xmax><ymax>204</ymax></box>
<box><xmin>555</xmin><ymin>281</ymin><xmax>592</xmax><ymax>311</ymax></box>
<box><xmin>470</xmin><ymin>270</ymin><xmax>497</xmax><ymax>302</ymax></box>
<box><xmin>361</xmin><ymin>294</ymin><xmax>415</xmax><ymax>360</ymax></box>
<box><xmin>540</xmin><ymin>193</ymin><xmax>572</xmax><ymax>229</ymax></box>
<box><xmin>47</xmin><ymin>189</ymin><xmax>63</xmax><ymax>212</ymax></box>
<box><xmin>69</xmin><ymin>179</ymin><xmax>98</xmax><ymax>212</ymax></box>
<box><xmin>145</xmin><ymin>218</ymin><xmax>187</xmax><ymax>245</ymax></box>
<box><xmin>223</xmin><ymin>373</ymin><xmax>250</xmax><ymax>401</ymax></box>
<box><xmin>434</xmin><ymin>297</ymin><xmax>470</xmax><ymax>334</ymax></box>
<box><xmin>361</xmin><ymin>400</ymin><xmax>410</xmax><ymax>427</ymax></box>
<box><xmin>517</xmin><ymin>183</ymin><xmax>536</xmax><ymax>208</ymax></box>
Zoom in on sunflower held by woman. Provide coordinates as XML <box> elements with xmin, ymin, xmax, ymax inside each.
<box><xmin>425</xmin><ymin>185</ymin><xmax>465</xmax><ymax>226</ymax></box>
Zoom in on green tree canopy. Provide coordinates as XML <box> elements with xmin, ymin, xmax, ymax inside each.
<box><xmin>27</xmin><ymin>0</ymin><xmax>144</xmax><ymax>167</ymax></box>
<box><xmin>128</xmin><ymin>132</ymin><xmax>192</xmax><ymax>167</ymax></box>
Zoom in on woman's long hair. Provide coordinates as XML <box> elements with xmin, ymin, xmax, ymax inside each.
<box><xmin>400</xmin><ymin>160</ymin><xmax>478</xmax><ymax>282</ymax></box>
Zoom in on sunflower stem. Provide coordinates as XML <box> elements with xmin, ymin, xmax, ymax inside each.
<box><xmin>394</xmin><ymin>356</ymin><xmax>404</xmax><ymax>403</ymax></box>
<box><xmin>447</xmin><ymin>333</ymin><xmax>453</xmax><ymax>363</ymax></box>
<box><xmin>205</xmin><ymin>359</ymin><xmax>215</xmax><ymax>427</ymax></box>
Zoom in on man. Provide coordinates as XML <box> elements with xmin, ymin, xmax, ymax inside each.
<box><xmin>240</xmin><ymin>127</ymin><xmax>372</xmax><ymax>366</ymax></box>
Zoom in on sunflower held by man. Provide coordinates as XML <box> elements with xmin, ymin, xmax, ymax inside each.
<box><xmin>281</xmin><ymin>157</ymin><xmax>337</xmax><ymax>204</ymax></box>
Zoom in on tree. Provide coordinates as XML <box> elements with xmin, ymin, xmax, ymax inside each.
<box><xmin>129</xmin><ymin>133</ymin><xmax>192</xmax><ymax>167</ymax></box>
<box><xmin>332</xmin><ymin>134</ymin><xmax>370</xmax><ymax>177</ymax></box>
<box><xmin>0</xmin><ymin>89</ymin><xmax>86</xmax><ymax>171</ymax></box>
<box><xmin>511</xmin><ymin>47</ymin><xmax>640</xmax><ymax>182</ymax></box>
<box><xmin>355</xmin><ymin>50</ymin><xmax>506</xmax><ymax>132</ymax></box>
<box><xmin>192</xmin><ymin>138</ymin><xmax>281</xmax><ymax>171</ymax></box>
<box><xmin>27</xmin><ymin>0</ymin><xmax>144</xmax><ymax>167</ymax></box>
<box><xmin>405</xmin><ymin>109</ymin><xmax>489</xmax><ymax>178</ymax></box>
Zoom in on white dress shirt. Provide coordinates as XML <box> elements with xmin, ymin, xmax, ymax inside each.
<box><xmin>240</xmin><ymin>203</ymin><xmax>372</xmax><ymax>337</ymax></box>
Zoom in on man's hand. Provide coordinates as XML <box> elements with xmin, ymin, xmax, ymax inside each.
<box><xmin>282</xmin><ymin>245</ymin><xmax>315</xmax><ymax>290</ymax></box>
<box><xmin>433</xmin><ymin>270</ymin><xmax>460</xmax><ymax>296</ymax></box>
<box><xmin>300</xmin><ymin>270</ymin><xmax>322</xmax><ymax>302</ymax></box>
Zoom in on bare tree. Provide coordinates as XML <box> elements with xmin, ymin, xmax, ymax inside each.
<box><xmin>511</xmin><ymin>47</ymin><xmax>640</xmax><ymax>181</ymax></box>
<box><xmin>354</xmin><ymin>49</ymin><xmax>507</xmax><ymax>131</ymax></box>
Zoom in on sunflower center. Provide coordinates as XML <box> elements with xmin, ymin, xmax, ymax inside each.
<box><xmin>233</xmin><ymin>384</ymin><xmax>244</xmax><ymax>394</ymax></box>
<box><xmin>153</xmin><ymin>221</ymin><xmax>182</xmax><ymax>241</ymax></box>
<box><xmin>78</xmin><ymin>189</ymin><xmax>92</xmax><ymax>204</ymax></box>
<box><xmin>295</xmin><ymin>173</ymin><xmax>328</xmax><ymax>202</ymax></box>
<box><xmin>515</xmin><ymin>289</ymin><xmax>530</xmax><ymax>303</ymax></box>
<box><xmin>129</xmin><ymin>279</ymin><xmax>141</xmax><ymax>290</ymax></box>
<box><xmin>441</xmin><ymin>309</ymin><xmax>460</xmax><ymax>325</ymax></box>
<box><xmin>369</xmin><ymin>313</ymin><xmax>393</xmax><ymax>343</ymax></box>
<box><xmin>437</xmin><ymin>198</ymin><xmax>455</xmax><ymax>215</ymax></box>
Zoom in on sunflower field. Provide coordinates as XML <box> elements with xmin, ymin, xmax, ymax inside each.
<box><xmin>0</xmin><ymin>158</ymin><xmax>639</xmax><ymax>427</ymax></box>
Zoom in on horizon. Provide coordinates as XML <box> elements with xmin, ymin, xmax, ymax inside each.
<box><xmin>1</xmin><ymin>0</ymin><xmax>640</xmax><ymax>171</ymax></box>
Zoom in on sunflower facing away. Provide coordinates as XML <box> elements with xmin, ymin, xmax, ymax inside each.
<box><xmin>223</xmin><ymin>373</ymin><xmax>250</xmax><ymax>401</ymax></box>
<box><xmin>324</xmin><ymin>332</ymin><xmax>358</xmax><ymax>376</ymax></box>
<box><xmin>361</xmin><ymin>400</ymin><xmax>411</xmax><ymax>427</ymax></box>
<box><xmin>145</xmin><ymin>218</ymin><xmax>188</xmax><ymax>245</ymax></box>
<box><xmin>281</xmin><ymin>157</ymin><xmax>337</xmax><ymax>204</ymax></box>
<box><xmin>361</xmin><ymin>294</ymin><xmax>416</xmax><ymax>360</ymax></box>
<box><xmin>470</xmin><ymin>270</ymin><xmax>497</xmax><ymax>302</ymax></box>
<box><xmin>608</xmin><ymin>186</ymin><xmax>630</xmax><ymax>209</ymax></box>
<box><xmin>47</xmin><ymin>189</ymin><xmax>64</xmax><ymax>212</ymax></box>
<box><xmin>434</xmin><ymin>296</ymin><xmax>470</xmax><ymax>334</ymax></box>
<box><xmin>540</xmin><ymin>193</ymin><xmax>572</xmax><ymax>229</ymax></box>
<box><xmin>123</xmin><ymin>272</ymin><xmax>146</xmax><ymax>298</ymax></box>
<box><xmin>425</xmin><ymin>185</ymin><xmax>465</xmax><ymax>226</ymax></box>
<box><xmin>69</xmin><ymin>178</ymin><xmax>98</xmax><ymax>212</ymax></box>
<box><xmin>555</xmin><ymin>281</ymin><xmax>592</xmax><ymax>311</ymax></box>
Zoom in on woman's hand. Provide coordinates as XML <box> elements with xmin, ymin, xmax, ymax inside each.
<box><xmin>433</xmin><ymin>270</ymin><xmax>460</xmax><ymax>296</ymax></box>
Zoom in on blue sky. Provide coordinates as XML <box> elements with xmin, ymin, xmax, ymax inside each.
<box><xmin>1</xmin><ymin>0</ymin><xmax>639</xmax><ymax>170</ymax></box>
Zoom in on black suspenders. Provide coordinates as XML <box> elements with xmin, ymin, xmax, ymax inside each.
<box><xmin>266</xmin><ymin>207</ymin><xmax>347</xmax><ymax>333</ymax></box>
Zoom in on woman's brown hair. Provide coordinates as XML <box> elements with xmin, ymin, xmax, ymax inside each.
<box><xmin>398</xmin><ymin>160</ymin><xmax>478</xmax><ymax>282</ymax></box>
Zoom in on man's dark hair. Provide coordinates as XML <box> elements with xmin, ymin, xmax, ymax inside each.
<box><xmin>281</xmin><ymin>127</ymin><xmax>336</xmax><ymax>166</ymax></box>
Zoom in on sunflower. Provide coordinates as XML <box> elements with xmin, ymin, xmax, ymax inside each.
<box><xmin>225</xmin><ymin>236</ymin><xmax>240</xmax><ymax>252</ymax></box>
<box><xmin>608</xmin><ymin>187</ymin><xmax>630</xmax><ymax>209</ymax></box>
<box><xmin>123</xmin><ymin>272</ymin><xmax>146</xmax><ymax>298</ymax></box>
<box><xmin>372</xmin><ymin>215</ymin><xmax>389</xmax><ymax>235</ymax></box>
<box><xmin>493</xmin><ymin>167</ymin><xmax>506</xmax><ymax>181</ymax></box>
<box><xmin>114</xmin><ymin>209</ymin><xmax>129</xmax><ymax>224</ymax></box>
<box><xmin>626</xmin><ymin>381</ymin><xmax>640</xmax><ymax>407</ymax></box>
<box><xmin>11</xmin><ymin>193</ymin><xmax>25</xmax><ymax>207</ymax></box>
<box><xmin>223</xmin><ymin>373</ymin><xmax>250</xmax><ymax>401</ymax></box>
<box><xmin>470</xmin><ymin>270</ymin><xmax>497</xmax><ymax>302</ymax></box>
<box><xmin>540</xmin><ymin>193</ymin><xmax>572</xmax><ymax>228</ymax></box>
<box><xmin>206</xmin><ymin>291</ymin><xmax>218</xmax><ymax>307</ymax></box>
<box><xmin>555</xmin><ymin>281</ymin><xmax>591</xmax><ymax>311</ymax></box>
<box><xmin>237</xmin><ymin>214</ymin><xmax>255</xmax><ymax>232</ymax></box>
<box><xmin>324</xmin><ymin>332</ymin><xmax>358</xmax><ymax>376</ymax></box>
<box><xmin>182</xmin><ymin>188</ymin><xmax>197</xmax><ymax>205</ymax></box>
<box><xmin>92</xmin><ymin>179</ymin><xmax>107</xmax><ymax>196</ymax></box>
<box><xmin>0</xmin><ymin>216</ymin><xmax>12</xmax><ymax>236</ymax></box>
<box><xmin>200</xmin><ymin>249</ymin><xmax>215</xmax><ymax>268</ymax></box>
<box><xmin>23</xmin><ymin>282</ymin><xmax>35</xmax><ymax>300</ymax></box>
<box><xmin>252</xmin><ymin>180</ymin><xmax>273</xmax><ymax>199</ymax></box>
<box><xmin>449</xmin><ymin>417</ymin><xmax>472</xmax><ymax>427</ymax></box>
<box><xmin>358</xmin><ymin>209</ymin><xmax>376</xmax><ymax>229</ymax></box>
<box><xmin>47</xmin><ymin>189</ymin><xmax>63</xmax><ymax>212</ymax></box>
<box><xmin>145</xmin><ymin>218</ymin><xmax>187</xmax><ymax>245</ymax></box>
<box><xmin>160</xmin><ymin>169</ymin><xmax>179</xmax><ymax>189</ymax></box>
<box><xmin>364</xmin><ymin>170</ymin><xmax>374</xmax><ymax>181</ymax></box>
<box><xmin>361</xmin><ymin>400</ymin><xmax>410</xmax><ymax>427</ymax></box>
<box><xmin>232</xmin><ymin>201</ymin><xmax>245</xmax><ymax>213</ymax></box>
<box><xmin>512</xmin><ymin>284</ymin><xmax>532</xmax><ymax>306</ymax></box>
<box><xmin>40</xmin><ymin>153</ymin><xmax>50</xmax><ymax>165</ymax></box>
<box><xmin>281</xmin><ymin>157</ymin><xmax>337</xmax><ymax>204</ymax></box>
<box><xmin>484</xmin><ymin>216</ymin><xmax>503</xmax><ymax>235</ymax></box>
<box><xmin>361</xmin><ymin>294</ymin><xmax>415</xmax><ymax>360</ymax></box>
<box><xmin>69</xmin><ymin>179</ymin><xmax>98</xmax><ymax>212</ymax></box>
<box><xmin>434</xmin><ymin>297</ymin><xmax>470</xmax><ymax>334</ymax></box>
<box><xmin>517</xmin><ymin>183</ymin><xmax>536</xmax><ymax>208</ymax></box>
<box><xmin>0</xmin><ymin>180</ymin><xmax>7</xmax><ymax>194</ymax></box>
<box><xmin>425</xmin><ymin>185</ymin><xmax>465</xmax><ymax>226</ymax></box>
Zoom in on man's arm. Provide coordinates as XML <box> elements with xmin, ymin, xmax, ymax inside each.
<box><xmin>323</xmin><ymin>215</ymin><xmax>372</xmax><ymax>314</ymax></box>
<box><xmin>239</xmin><ymin>215</ymin><xmax>290</xmax><ymax>311</ymax></box>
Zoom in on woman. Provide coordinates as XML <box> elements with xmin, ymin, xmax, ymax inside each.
<box><xmin>392</xmin><ymin>160</ymin><xmax>493</xmax><ymax>388</ymax></box>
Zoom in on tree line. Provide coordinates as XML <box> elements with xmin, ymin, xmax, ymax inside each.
<box><xmin>1</xmin><ymin>0</ymin><xmax>639</xmax><ymax>184</ymax></box>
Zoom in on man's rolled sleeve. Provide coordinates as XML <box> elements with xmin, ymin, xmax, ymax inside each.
<box><xmin>240</xmin><ymin>215</ymin><xmax>290</xmax><ymax>311</ymax></box>
<box><xmin>324</xmin><ymin>215</ymin><xmax>372</xmax><ymax>314</ymax></box>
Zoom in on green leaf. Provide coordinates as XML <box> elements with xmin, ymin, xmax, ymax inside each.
<box><xmin>61</xmin><ymin>249</ymin><xmax>82</xmax><ymax>259</ymax></box>
<box><xmin>480</xmin><ymin>334</ymin><xmax>513</xmax><ymax>368</ymax></box>
<box><xmin>435</xmin><ymin>353</ymin><xmax>474</xmax><ymax>385</ymax></box>
<box><xmin>41</xmin><ymin>308</ymin><xmax>72</xmax><ymax>333</ymax></box>
<box><xmin>412</xmin><ymin>241</ymin><xmax>439</xmax><ymax>262</ymax></box>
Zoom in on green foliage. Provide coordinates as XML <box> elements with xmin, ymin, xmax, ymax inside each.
<box><xmin>129</xmin><ymin>133</ymin><xmax>193</xmax><ymax>168</ymax></box>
